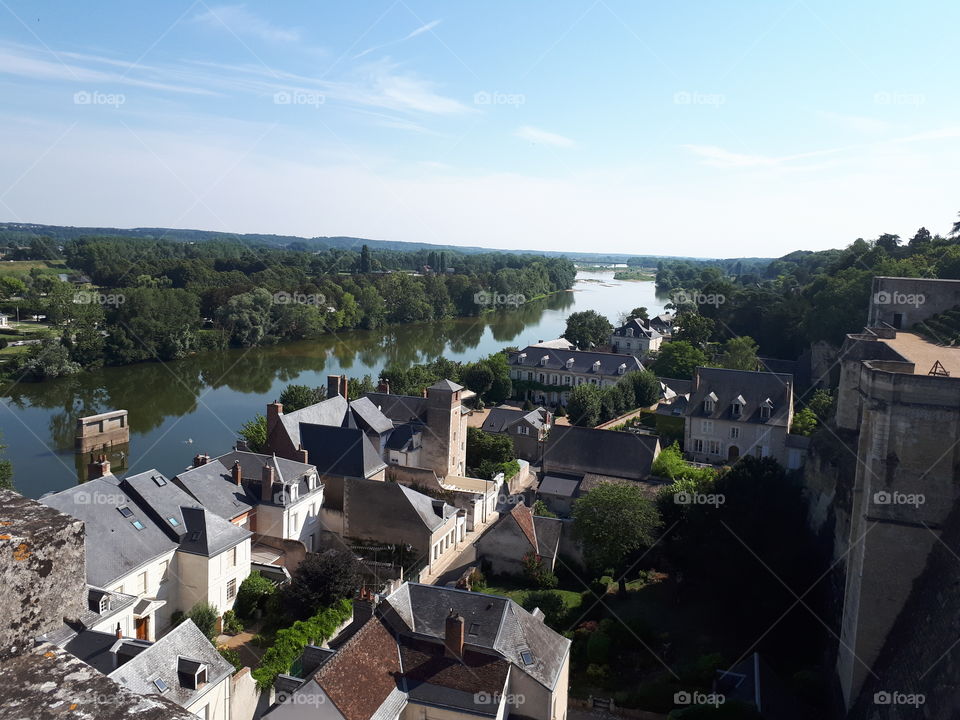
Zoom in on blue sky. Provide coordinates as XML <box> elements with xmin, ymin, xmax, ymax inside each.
<box><xmin>1</xmin><ymin>1</ymin><xmax>958</xmax><ymax>257</ymax></box>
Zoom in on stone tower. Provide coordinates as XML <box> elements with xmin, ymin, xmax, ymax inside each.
<box><xmin>422</xmin><ymin>379</ymin><xmax>466</xmax><ymax>478</ymax></box>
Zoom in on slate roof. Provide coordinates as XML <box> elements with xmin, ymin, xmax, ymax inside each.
<box><xmin>612</xmin><ymin>317</ymin><xmax>663</xmax><ymax>339</ymax></box>
<box><xmin>299</xmin><ymin>424</ymin><xmax>387</xmax><ymax>479</ymax></box>
<box><xmin>659</xmin><ymin>377</ymin><xmax>693</xmax><ymax>398</ymax></box>
<box><xmin>279</xmin><ymin>394</ymin><xmax>350</xmax><ymax>448</ymax></box>
<box><xmin>481</xmin><ymin>407</ymin><xmax>547</xmax><ymax>434</ymax></box>
<box><xmin>364</xmin><ymin>392</ymin><xmax>429</xmax><ymax>423</ymax></box>
<box><xmin>538</xmin><ymin>474</ymin><xmax>581</xmax><ymax>498</ymax></box>
<box><xmin>428</xmin><ymin>379</ymin><xmax>464</xmax><ymax>392</ymax></box>
<box><xmin>63</xmin><ymin>631</ymin><xmax>151</xmax><ymax>675</ymax></box>
<box><xmin>384</xmin><ymin>422</ymin><xmax>422</xmax><ymax>451</ymax></box>
<box><xmin>509</xmin><ymin>346</ymin><xmax>643</xmax><ymax>375</ymax></box>
<box><xmin>532</xmin><ymin>516</ymin><xmax>562</xmax><ymax>561</ymax></box>
<box><xmin>177</xmin><ymin>506</ymin><xmax>250</xmax><ymax>557</ymax></box>
<box><xmin>108</xmin><ymin>619</ymin><xmax>233</xmax><ymax>710</ymax></box>
<box><xmin>40</xmin><ymin>476</ymin><xmax>178</xmax><ymax>588</ymax></box>
<box><xmin>686</xmin><ymin>367</ymin><xmax>793</xmax><ymax>428</ymax></box>
<box><xmin>347</xmin><ymin>397</ymin><xmax>395</xmax><ymax>434</ymax></box>
<box><xmin>530</xmin><ymin>338</ymin><xmax>575</xmax><ymax>350</ymax></box>
<box><xmin>397</xmin><ymin>483</ymin><xmax>457</xmax><ymax>531</ymax></box>
<box><xmin>543</xmin><ymin>425</ymin><xmax>660</xmax><ymax>480</ymax></box>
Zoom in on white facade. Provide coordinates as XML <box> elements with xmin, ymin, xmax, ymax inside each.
<box><xmin>185</xmin><ymin>673</ymin><xmax>232</xmax><ymax>720</ymax></box>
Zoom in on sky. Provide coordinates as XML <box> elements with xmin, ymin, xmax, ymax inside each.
<box><xmin>0</xmin><ymin>1</ymin><xmax>958</xmax><ymax>258</ymax></box>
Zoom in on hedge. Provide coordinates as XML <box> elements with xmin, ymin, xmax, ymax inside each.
<box><xmin>252</xmin><ymin>598</ymin><xmax>353</xmax><ymax>690</ymax></box>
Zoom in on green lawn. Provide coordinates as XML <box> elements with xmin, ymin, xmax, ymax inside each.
<box><xmin>0</xmin><ymin>260</ymin><xmax>67</xmax><ymax>277</ymax></box>
<box><xmin>480</xmin><ymin>580</ymin><xmax>583</xmax><ymax>613</ymax></box>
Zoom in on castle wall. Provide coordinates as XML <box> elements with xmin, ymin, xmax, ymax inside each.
<box><xmin>868</xmin><ymin>277</ymin><xmax>960</xmax><ymax>329</ymax></box>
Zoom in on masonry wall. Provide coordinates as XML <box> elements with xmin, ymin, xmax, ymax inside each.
<box><xmin>868</xmin><ymin>276</ymin><xmax>960</xmax><ymax>328</ymax></box>
<box><xmin>0</xmin><ymin>490</ymin><xmax>86</xmax><ymax>655</ymax></box>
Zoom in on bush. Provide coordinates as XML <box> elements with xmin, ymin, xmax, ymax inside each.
<box><xmin>521</xmin><ymin>590</ymin><xmax>567</xmax><ymax>627</ymax></box>
<box><xmin>187</xmin><ymin>602</ymin><xmax>220</xmax><ymax>641</ymax></box>
<box><xmin>467</xmin><ymin>568</ymin><xmax>487</xmax><ymax>591</ymax></box>
<box><xmin>522</xmin><ymin>552</ymin><xmax>559</xmax><ymax>589</ymax></box>
<box><xmin>222</xmin><ymin>610</ymin><xmax>244</xmax><ymax>635</ymax></box>
<box><xmin>170</xmin><ymin>610</ymin><xmax>185</xmax><ymax>627</ymax></box>
<box><xmin>252</xmin><ymin>598</ymin><xmax>353</xmax><ymax>690</ymax></box>
<box><xmin>234</xmin><ymin>571</ymin><xmax>276</xmax><ymax>623</ymax></box>
<box><xmin>532</xmin><ymin>500</ymin><xmax>556</xmax><ymax>518</ymax></box>
<box><xmin>587</xmin><ymin>631</ymin><xmax>612</xmax><ymax>664</ymax></box>
<box><xmin>218</xmin><ymin>646</ymin><xmax>243</xmax><ymax>672</ymax></box>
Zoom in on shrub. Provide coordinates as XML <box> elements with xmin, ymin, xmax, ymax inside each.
<box><xmin>170</xmin><ymin>610</ymin><xmax>185</xmax><ymax>627</ymax></box>
<box><xmin>522</xmin><ymin>552</ymin><xmax>559</xmax><ymax>589</ymax></box>
<box><xmin>521</xmin><ymin>590</ymin><xmax>566</xmax><ymax>627</ymax></box>
<box><xmin>252</xmin><ymin>598</ymin><xmax>353</xmax><ymax>690</ymax></box>
<box><xmin>218</xmin><ymin>646</ymin><xmax>243</xmax><ymax>672</ymax></box>
<box><xmin>467</xmin><ymin>568</ymin><xmax>487</xmax><ymax>592</ymax></box>
<box><xmin>234</xmin><ymin>571</ymin><xmax>276</xmax><ymax>623</ymax></box>
<box><xmin>532</xmin><ymin>500</ymin><xmax>556</xmax><ymax>518</ymax></box>
<box><xmin>222</xmin><ymin>610</ymin><xmax>244</xmax><ymax>635</ymax></box>
<box><xmin>587</xmin><ymin>631</ymin><xmax>612</xmax><ymax>664</ymax></box>
<box><xmin>186</xmin><ymin>602</ymin><xmax>219</xmax><ymax>641</ymax></box>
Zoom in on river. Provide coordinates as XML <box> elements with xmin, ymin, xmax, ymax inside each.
<box><xmin>1</xmin><ymin>272</ymin><xmax>669</xmax><ymax>498</ymax></box>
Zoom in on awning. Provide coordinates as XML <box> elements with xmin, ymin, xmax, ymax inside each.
<box><xmin>132</xmin><ymin>598</ymin><xmax>166</xmax><ymax>618</ymax></box>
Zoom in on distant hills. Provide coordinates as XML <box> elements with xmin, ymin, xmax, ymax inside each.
<box><xmin>0</xmin><ymin>221</ymin><xmax>773</xmax><ymax>265</ymax></box>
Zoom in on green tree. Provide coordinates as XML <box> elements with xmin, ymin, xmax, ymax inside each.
<box><xmin>7</xmin><ymin>337</ymin><xmax>81</xmax><ymax>381</ymax></box>
<box><xmin>0</xmin><ymin>275</ymin><xmax>27</xmax><ymax>299</ymax></box>
<box><xmin>717</xmin><ymin>336</ymin><xmax>759</xmax><ymax>371</ymax></box>
<box><xmin>461</xmin><ymin>362</ymin><xmax>495</xmax><ymax>397</ymax></box>
<box><xmin>533</xmin><ymin>499</ymin><xmax>556</xmax><ymax>518</ymax></box>
<box><xmin>651</xmin><ymin>341</ymin><xmax>707</xmax><ymax>380</ymax></box>
<box><xmin>359</xmin><ymin>244</ymin><xmax>372</xmax><ymax>273</ymax></box>
<box><xmin>234</xmin><ymin>571</ymin><xmax>276</xmax><ymax>623</ymax></box>
<box><xmin>563</xmin><ymin>310</ymin><xmax>612</xmax><ymax>350</ymax></box>
<box><xmin>566</xmin><ymin>383</ymin><xmax>602</xmax><ymax>426</ymax></box>
<box><xmin>280</xmin><ymin>549</ymin><xmax>363</xmax><ymax>620</ymax></box>
<box><xmin>187</xmin><ymin>602</ymin><xmax>220</xmax><ymax>642</ymax></box>
<box><xmin>0</xmin><ymin>430</ymin><xmax>13</xmax><ymax>490</ymax></box>
<box><xmin>806</xmin><ymin>388</ymin><xmax>833</xmax><ymax>423</ymax></box>
<box><xmin>673</xmin><ymin>312</ymin><xmax>714</xmax><ymax>347</ymax></box>
<box><xmin>625</xmin><ymin>306</ymin><xmax>648</xmax><ymax>322</ymax></box>
<box><xmin>278</xmin><ymin>384</ymin><xmax>326</xmax><ymax>411</ymax></box>
<box><xmin>466</xmin><ymin>427</ymin><xmax>518</xmax><ymax>479</ymax></box>
<box><xmin>239</xmin><ymin>414</ymin><xmax>268</xmax><ymax>453</ymax></box>
<box><xmin>791</xmin><ymin>408</ymin><xmax>818</xmax><ymax>436</ymax></box>
<box><xmin>572</xmin><ymin>482</ymin><xmax>662</xmax><ymax>595</ymax></box>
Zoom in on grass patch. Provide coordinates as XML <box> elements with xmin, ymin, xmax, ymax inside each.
<box><xmin>0</xmin><ymin>260</ymin><xmax>67</xmax><ymax>276</ymax></box>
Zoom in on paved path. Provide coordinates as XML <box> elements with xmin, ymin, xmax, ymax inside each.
<box><xmin>218</xmin><ymin>624</ymin><xmax>265</xmax><ymax>669</ymax></box>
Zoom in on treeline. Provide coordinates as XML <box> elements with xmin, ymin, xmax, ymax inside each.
<box><xmin>1</xmin><ymin>237</ymin><xmax>575</xmax><ymax>379</ymax></box>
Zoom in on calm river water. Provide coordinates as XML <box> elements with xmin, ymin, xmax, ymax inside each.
<box><xmin>1</xmin><ymin>272</ymin><xmax>668</xmax><ymax>498</ymax></box>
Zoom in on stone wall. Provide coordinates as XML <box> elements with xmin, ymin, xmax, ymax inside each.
<box><xmin>868</xmin><ymin>276</ymin><xmax>960</xmax><ymax>329</ymax></box>
<box><xmin>0</xmin><ymin>490</ymin><xmax>86</xmax><ymax>656</ymax></box>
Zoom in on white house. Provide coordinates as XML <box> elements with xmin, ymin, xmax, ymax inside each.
<box><xmin>508</xmin><ymin>346</ymin><xmax>644</xmax><ymax>406</ymax></box>
<box><xmin>609</xmin><ymin>317</ymin><xmax>663</xmax><ymax>358</ymax></box>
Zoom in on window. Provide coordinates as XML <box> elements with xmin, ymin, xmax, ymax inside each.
<box><xmin>730</xmin><ymin>427</ymin><xmax>740</xmax><ymax>439</ymax></box>
<box><xmin>118</xmin><ymin>506</ymin><xmax>134</xmax><ymax>518</ymax></box>
<box><xmin>137</xmin><ymin>571</ymin><xmax>147</xmax><ymax>595</ymax></box>
<box><xmin>98</xmin><ymin>595</ymin><xmax>110</xmax><ymax>613</ymax></box>
<box><xmin>230</xmin><ymin>547</ymin><xmax>237</xmax><ymax>567</ymax></box>
<box><xmin>167</xmin><ymin>516</ymin><xmax>179</xmax><ymax>527</ymax></box>
<box><xmin>468</xmin><ymin>622</ymin><xmax>481</xmax><ymax>636</ymax></box>
<box><xmin>564</xmin><ymin>376</ymin><xmax>571</xmax><ymax>385</ymax></box>
<box><xmin>190</xmin><ymin>531</ymin><xmax>201</xmax><ymax>541</ymax></box>
<box><xmin>152</xmin><ymin>475</ymin><xmax>167</xmax><ymax>487</ymax></box>
<box><xmin>159</xmin><ymin>560</ymin><xmax>169</xmax><ymax>582</ymax></box>
<box><xmin>526</xmin><ymin>372</ymin><xmax>533</xmax><ymax>381</ymax></box>
<box><xmin>692</xmin><ymin>439</ymin><xmax>704</xmax><ymax>453</ymax></box>
<box><xmin>153</xmin><ymin>678</ymin><xmax>169</xmax><ymax>693</ymax></box>
<box><xmin>227</xmin><ymin>578</ymin><xmax>237</xmax><ymax>600</ymax></box>
<box><xmin>701</xmin><ymin>420</ymin><xmax>714</xmax><ymax>434</ymax></box>
<box><xmin>290</xmin><ymin>513</ymin><xmax>298</xmax><ymax>535</ymax></box>
<box><xmin>131</xmin><ymin>520</ymin><xmax>145</xmax><ymax>531</ymax></box>
<box><xmin>520</xmin><ymin>650</ymin><xmax>534</xmax><ymax>666</ymax></box>
<box><xmin>760</xmin><ymin>406</ymin><xmax>771</xmax><ymax>420</ymax></box>
<box><xmin>309</xmin><ymin>504</ymin><xmax>317</xmax><ymax>523</ymax></box>
<box><xmin>708</xmin><ymin>440</ymin><xmax>721</xmax><ymax>455</ymax></box>
<box><xmin>732</xmin><ymin>403</ymin><xmax>742</xmax><ymax>417</ymax></box>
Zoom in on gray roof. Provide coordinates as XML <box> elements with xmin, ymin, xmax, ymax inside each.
<box><xmin>612</xmin><ymin>317</ymin><xmax>662</xmax><ymax>339</ymax></box>
<box><xmin>280</xmin><ymin>395</ymin><xmax>350</xmax><ymax>447</ymax></box>
<box><xmin>481</xmin><ymin>407</ymin><xmax>547</xmax><ymax>434</ymax></box>
<box><xmin>543</xmin><ymin>425</ymin><xmax>660</xmax><ymax>480</ymax></box>
<box><xmin>532</xmin><ymin>516</ymin><xmax>562</xmax><ymax>560</ymax></box>
<box><xmin>364</xmin><ymin>392</ymin><xmax>429</xmax><ymax>423</ymax></box>
<box><xmin>686</xmin><ymin>367</ymin><xmax>793</xmax><ymax>428</ymax></box>
<box><xmin>398</xmin><ymin>484</ymin><xmax>457</xmax><ymax>530</ymax></box>
<box><xmin>428</xmin><ymin>379</ymin><xmax>463</xmax><ymax>392</ymax></box>
<box><xmin>64</xmin><ymin>630</ymin><xmax>151</xmax><ymax>675</ymax></box>
<box><xmin>658</xmin><ymin>377</ymin><xmax>693</xmax><ymax>397</ymax></box>
<box><xmin>108</xmin><ymin>619</ymin><xmax>234</xmax><ymax>710</ymax></box>
<box><xmin>509</xmin><ymin>346</ymin><xmax>643</xmax><ymax>376</ymax></box>
<box><xmin>177</xmin><ymin>506</ymin><xmax>251</xmax><ymax>557</ymax></box>
<box><xmin>347</xmin><ymin>397</ymin><xmax>394</xmax><ymax>434</ymax></box>
<box><xmin>299</xmin><ymin>425</ymin><xmax>387</xmax><ymax>479</ymax></box>
<box><xmin>538</xmin><ymin>474</ymin><xmax>581</xmax><ymax>498</ymax></box>
<box><xmin>382</xmin><ymin>583</ymin><xmax>570</xmax><ymax>691</ymax></box>
<box><xmin>120</xmin><ymin>469</ymin><xmax>204</xmax><ymax>539</ymax></box>
<box><xmin>40</xmin><ymin>476</ymin><xmax>178</xmax><ymax>588</ymax></box>
<box><xmin>384</xmin><ymin>422</ymin><xmax>422</xmax><ymax>451</ymax></box>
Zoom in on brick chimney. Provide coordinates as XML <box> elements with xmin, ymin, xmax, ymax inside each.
<box><xmin>377</xmin><ymin>379</ymin><xmax>390</xmax><ymax>394</ymax></box>
<box><xmin>266</xmin><ymin>402</ymin><xmax>283</xmax><ymax>439</ymax></box>
<box><xmin>115</xmin><ymin>622</ymin><xmax>122</xmax><ymax>639</ymax></box>
<box><xmin>296</xmin><ymin>444</ymin><xmax>309</xmax><ymax>464</ymax></box>
<box><xmin>327</xmin><ymin>375</ymin><xmax>343</xmax><ymax>398</ymax></box>
<box><xmin>88</xmin><ymin>453</ymin><xmax>110</xmax><ymax>480</ymax></box>
<box><xmin>231</xmin><ymin>460</ymin><xmax>242</xmax><ymax>486</ymax></box>
<box><xmin>444</xmin><ymin>610</ymin><xmax>464</xmax><ymax>658</ymax></box>
<box><xmin>261</xmin><ymin>462</ymin><xmax>275</xmax><ymax>503</ymax></box>
<box><xmin>193</xmin><ymin>453</ymin><xmax>210</xmax><ymax>468</ymax></box>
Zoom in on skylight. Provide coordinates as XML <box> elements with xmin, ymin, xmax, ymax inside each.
<box><xmin>190</xmin><ymin>531</ymin><xmax>201</xmax><ymax>541</ymax></box>
<box><xmin>167</xmin><ymin>517</ymin><xmax>180</xmax><ymax>526</ymax></box>
<box><xmin>153</xmin><ymin>475</ymin><xmax>167</xmax><ymax>487</ymax></box>
<box><xmin>131</xmin><ymin>520</ymin><xmax>145</xmax><ymax>531</ymax></box>
<box><xmin>520</xmin><ymin>650</ymin><xmax>534</xmax><ymax>666</ymax></box>
<box><xmin>118</xmin><ymin>506</ymin><xmax>134</xmax><ymax>518</ymax></box>
<box><xmin>468</xmin><ymin>622</ymin><xmax>481</xmax><ymax>636</ymax></box>
<box><xmin>153</xmin><ymin>678</ymin><xmax>169</xmax><ymax>693</ymax></box>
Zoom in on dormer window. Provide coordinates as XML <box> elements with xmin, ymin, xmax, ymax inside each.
<box><xmin>565</xmin><ymin>358</ymin><xmax>574</xmax><ymax>369</ymax></box>
<box><xmin>592</xmin><ymin>360</ymin><xmax>601</xmax><ymax>373</ymax></box>
<box><xmin>98</xmin><ymin>596</ymin><xmax>110</xmax><ymax>613</ymax></box>
<box><xmin>178</xmin><ymin>658</ymin><xmax>207</xmax><ymax>690</ymax></box>
<box><xmin>704</xmin><ymin>391</ymin><xmax>718</xmax><ymax>413</ymax></box>
<box><xmin>540</xmin><ymin>355</ymin><xmax>549</xmax><ymax>366</ymax></box>
<box><xmin>519</xmin><ymin>352</ymin><xmax>527</xmax><ymax>362</ymax></box>
<box><xmin>626</xmin><ymin>328</ymin><xmax>634</xmax><ymax>337</ymax></box>
<box><xmin>731</xmin><ymin>394</ymin><xmax>746</xmax><ymax>417</ymax></box>
<box><xmin>760</xmin><ymin>398</ymin><xmax>774</xmax><ymax>420</ymax></box>
<box><xmin>618</xmin><ymin>363</ymin><xmax>627</xmax><ymax>375</ymax></box>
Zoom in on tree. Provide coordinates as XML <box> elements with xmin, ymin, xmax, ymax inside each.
<box><xmin>281</xmin><ymin>549</ymin><xmax>363</xmax><ymax>620</ymax></box>
<box><xmin>563</xmin><ymin>310</ymin><xmax>612</xmax><ymax>350</ymax></box>
<box><xmin>651</xmin><ymin>341</ymin><xmax>707</xmax><ymax>380</ymax></box>
<box><xmin>791</xmin><ymin>408</ymin><xmax>818</xmax><ymax>436</ymax></box>
<box><xmin>0</xmin><ymin>275</ymin><xmax>27</xmax><ymax>300</ymax></box>
<box><xmin>717</xmin><ymin>336</ymin><xmax>759</xmax><ymax>371</ymax></box>
<box><xmin>359</xmin><ymin>245</ymin><xmax>372</xmax><ymax>273</ymax></box>
<box><xmin>234</xmin><ymin>571</ymin><xmax>276</xmax><ymax>623</ymax></box>
<box><xmin>806</xmin><ymin>388</ymin><xmax>833</xmax><ymax>423</ymax></box>
<box><xmin>187</xmin><ymin>602</ymin><xmax>220</xmax><ymax>641</ymax></box>
<box><xmin>875</xmin><ymin>233</ymin><xmax>901</xmax><ymax>252</ymax></box>
<box><xmin>909</xmin><ymin>227</ymin><xmax>933</xmax><ymax>247</ymax></box>
<box><xmin>673</xmin><ymin>312</ymin><xmax>714</xmax><ymax>347</ymax></box>
<box><xmin>347</xmin><ymin>374</ymin><xmax>375</xmax><ymax>400</ymax></box>
<box><xmin>239</xmin><ymin>414</ymin><xmax>268</xmax><ymax>453</ymax></box>
<box><xmin>466</xmin><ymin>427</ymin><xmax>519</xmax><ymax>479</ymax></box>
<box><xmin>566</xmin><ymin>383</ymin><xmax>602</xmax><ymax>427</ymax></box>
<box><xmin>278</xmin><ymin>384</ymin><xmax>326</xmax><ymax>412</ymax></box>
<box><xmin>7</xmin><ymin>337</ymin><xmax>81</xmax><ymax>381</ymax></box>
<box><xmin>0</xmin><ymin>430</ymin><xmax>13</xmax><ymax>490</ymax></box>
<box><xmin>461</xmin><ymin>362</ymin><xmax>494</xmax><ymax>397</ymax></box>
<box><xmin>626</xmin><ymin>306</ymin><xmax>648</xmax><ymax>322</ymax></box>
<box><xmin>624</xmin><ymin>369</ymin><xmax>660</xmax><ymax>408</ymax></box>
<box><xmin>533</xmin><ymin>499</ymin><xmax>556</xmax><ymax>518</ymax></box>
<box><xmin>572</xmin><ymin>482</ymin><xmax>662</xmax><ymax>594</ymax></box>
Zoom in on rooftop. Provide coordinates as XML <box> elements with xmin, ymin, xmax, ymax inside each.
<box><xmin>879</xmin><ymin>331</ymin><xmax>960</xmax><ymax>377</ymax></box>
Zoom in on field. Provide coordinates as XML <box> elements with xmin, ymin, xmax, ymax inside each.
<box><xmin>0</xmin><ymin>260</ymin><xmax>68</xmax><ymax>277</ymax></box>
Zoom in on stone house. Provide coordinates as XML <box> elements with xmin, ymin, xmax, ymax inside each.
<box><xmin>542</xmin><ymin>425</ymin><xmax>661</xmax><ymax>482</ymax></box>
<box><xmin>265</xmin><ymin>582</ymin><xmax>570</xmax><ymax>720</ymax></box>
<box><xmin>683</xmin><ymin>367</ymin><xmax>795</xmax><ymax>465</ymax></box>
<box><xmin>480</xmin><ymin>406</ymin><xmax>551</xmax><ymax>462</ymax></box>
<box><xmin>508</xmin><ymin>346</ymin><xmax>644</xmax><ymax>406</ymax></box>
<box><xmin>609</xmin><ymin>317</ymin><xmax>663</xmax><ymax>359</ymax></box>
<box><xmin>476</xmin><ymin>502</ymin><xmax>563</xmax><ymax>576</ymax></box>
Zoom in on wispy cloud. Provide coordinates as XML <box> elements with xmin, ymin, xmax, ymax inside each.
<box><xmin>515</xmin><ymin>125</ymin><xmax>575</xmax><ymax>147</ymax></box>
<box><xmin>193</xmin><ymin>4</ymin><xmax>301</xmax><ymax>44</ymax></box>
<box><xmin>682</xmin><ymin>143</ymin><xmax>847</xmax><ymax>168</ymax></box>
<box><xmin>353</xmin><ymin>20</ymin><xmax>442</xmax><ymax>60</ymax></box>
<box><xmin>818</xmin><ymin>110</ymin><xmax>891</xmax><ymax>135</ymax></box>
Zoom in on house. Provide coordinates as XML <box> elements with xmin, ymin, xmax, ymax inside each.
<box><xmin>684</xmin><ymin>366</ymin><xmax>795</xmax><ymax>465</ymax></box>
<box><xmin>321</xmin><ymin>477</ymin><xmax>466</xmax><ymax>576</ymax></box>
<box><xmin>530</xmin><ymin>337</ymin><xmax>576</xmax><ymax>350</ymax></box>
<box><xmin>265</xmin><ymin>582</ymin><xmax>570</xmax><ymax>720</ymax></box>
<box><xmin>648</xmin><ymin>312</ymin><xmax>675</xmax><ymax>337</ymax></box>
<box><xmin>387</xmin><ymin>464</ymin><xmax>504</xmax><ymax>532</ymax></box>
<box><xmin>536</xmin><ymin>474</ymin><xmax>582</xmax><ymax>517</ymax></box>
<box><xmin>174</xmin><ymin>450</ymin><xmax>326</xmax><ymax>551</ymax></box>
<box><xmin>58</xmin><ymin>620</ymin><xmax>234</xmax><ymax>720</ymax></box>
<box><xmin>480</xmin><ymin>406</ymin><xmax>551</xmax><ymax>462</ymax></box>
<box><xmin>40</xmin><ymin>463</ymin><xmax>252</xmax><ymax>640</ymax></box>
<box><xmin>542</xmin><ymin>425</ymin><xmax>661</xmax><ymax>482</ymax></box>
<box><xmin>508</xmin><ymin>346</ymin><xmax>644</xmax><ymax>406</ymax></box>
<box><xmin>609</xmin><ymin>317</ymin><xmax>663</xmax><ymax>358</ymax></box>
<box><xmin>476</xmin><ymin>502</ymin><xmax>563</xmax><ymax>576</ymax></box>
<box><xmin>266</xmin><ymin>374</ymin><xmax>471</xmax><ymax>480</ymax></box>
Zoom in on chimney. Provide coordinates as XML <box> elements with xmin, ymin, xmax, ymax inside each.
<box><xmin>115</xmin><ymin>623</ymin><xmax>122</xmax><ymax>639</ymax></box>
<box><xmin>341</xmin><ymin>375</ymin><xmax>349</xmax><ymax>399</ymax></box>
<box><xmin>328</xmin><ymin>374</ymin><xmax>346</xmax><ymax>398</ymax></box>
<box><xmin>193</xmin><ymin>453</ymin><xmax>210</xmax><ymax>468</ymax></box>
<box><xmin>235</xmin><ymin>439</ymin><xmax>250</xmax><ymax>452</ymax></box>
<box><xmin>266</xmin><ymin>402</ymin><xmax>283</xmax><ymax>438</ymax></box>
<box><xmin>88</xmin><ymin>453</ymin><xmax>110</xmax><ymax>480</ymax></box>
<box><xmin>296</xmin><ymin>444</ymin><xmax>309</xmax><ymax>464</ymax></box>
<box><xmin>261</xmin><ymin>462</ymin><xmax>275</xmax><ymax>502</ymax></box>
<box><xmin>444</xmin><ymin>610</ymin><xmax>465</xmax><ymax>658</ymax></box>
<box><xmin>377</xmin><ymin>379</ymin><xmax>390</xmax><ymax>394</ymax></box>
<box><xmin>231</xmin><ymin>460</ymin><xmax>242</xmax><ymax>486</ymax></box>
